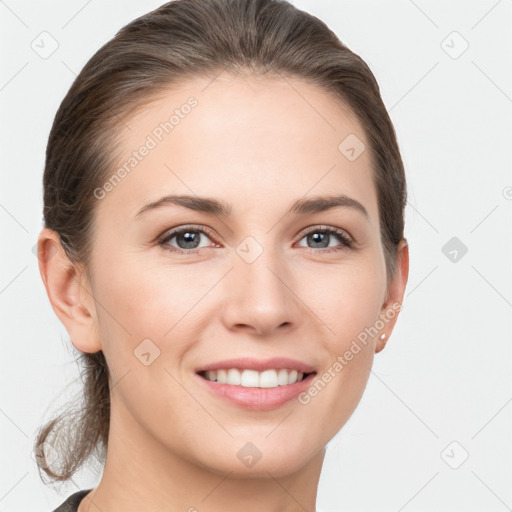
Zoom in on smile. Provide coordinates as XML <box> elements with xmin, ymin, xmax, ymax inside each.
<box><xmin>198</xmin><ymin>368</ymin><xmax>313</xmax><ymax>388</ymax></box>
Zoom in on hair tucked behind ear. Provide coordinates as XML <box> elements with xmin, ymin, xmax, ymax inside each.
<box><xmin>35</xmin><ymin>0</ymin><xmax>406</xmax><ymax>484</ymax></box>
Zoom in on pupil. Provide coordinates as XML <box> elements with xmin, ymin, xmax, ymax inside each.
<box><xmin>180</xmin><ymin>231</ymin><xmax>200</xmax><ymax>249</ymax></box>
<box><xmin>310</xmin><ymin>232</ymin><xmax>328</xmax><ymax>248</ymax></box>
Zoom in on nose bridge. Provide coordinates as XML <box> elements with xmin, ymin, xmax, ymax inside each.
<box><xmin>236</xmin><ymin>233</ymin><xmax>287</xmax><ymax>300</ymax></box>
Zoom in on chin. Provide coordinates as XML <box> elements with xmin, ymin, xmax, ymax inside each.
<box><xmin>192</xmin><ymin>438</ymin><xmax>321</xmax><ymax>479</ymax></box>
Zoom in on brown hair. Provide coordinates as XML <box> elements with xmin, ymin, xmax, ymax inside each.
<box><xmin>35</xmin><ymin>0</ymin><xmax>407</xmax><ymax>483</ymax></box>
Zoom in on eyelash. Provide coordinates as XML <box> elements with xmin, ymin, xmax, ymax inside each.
<box><xmin>157</xmin><ymin>224</ymin><xmax>354</xmax><ymax>255</ymax></box>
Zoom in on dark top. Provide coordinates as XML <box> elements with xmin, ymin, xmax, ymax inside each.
<box><xmin>52</xmin><ymin>489</ymin><xmax>93</xmax><ymax>512</ymax></box>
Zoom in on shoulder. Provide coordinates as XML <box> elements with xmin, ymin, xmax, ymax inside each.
<box><xmin>51</xmin><ymin>489</ymin><xmax>93</xmax><ymax>512</ymax></box>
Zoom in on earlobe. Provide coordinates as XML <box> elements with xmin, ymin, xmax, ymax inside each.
<box><xmin>375</xmin><ymin>332</ymin><xmax>388</xmax><ymax>354</ymax></box>
<box><xmin>37</xmin><ymin>227</ymin><xmax>102</xmax><ymax>354</ymax></box>
<box><xmin>375</xmin><ymin>238</ymin><xmax>409</xmax><ymax>353</ymax></box>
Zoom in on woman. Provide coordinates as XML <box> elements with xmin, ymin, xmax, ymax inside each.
<box><xmin>35</xmin><ymin>0</ymin><xmax>409</xmax><ymax>510</ymax></box>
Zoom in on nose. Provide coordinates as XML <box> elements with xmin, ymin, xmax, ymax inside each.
<box><xmin>221</xmin><ymin>245</ymin><xmax>301</xmax><ymax>337</ymax></box>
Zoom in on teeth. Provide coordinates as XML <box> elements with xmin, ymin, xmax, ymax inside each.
<box><xmin>203</xmin><ymin>369</ymin><xmax>306</xmax><ymax>387</ymax></box>
<box><xmin>227</xmin><ymin>368</ymin><xmax>241</xmax><ymax>385</ymax></box>
<box><xmin>277</xmin><ymin>369</ymin><xmax>289</xmax><ymax>385</ymax></box>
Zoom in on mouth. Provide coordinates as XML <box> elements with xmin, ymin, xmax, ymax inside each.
<box><xmin>197</xmin><ymin>368</ymin><xmax>316</xmax><ymax>388</ymax></box>
<box><xmin>195</xmin><ymin>357</ymin><xmax>317</xmax><ymax>389</ymax></box>
<box><xmin>195</xmin><ymin>365</ymin><xmax>318</xmax><ymax>411</ymax></box>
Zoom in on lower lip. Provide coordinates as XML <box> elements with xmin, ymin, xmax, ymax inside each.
<box><xmin>195</xmin><ymin>372</ymin><xmax>317</xmax><ymax>411</ymax></box>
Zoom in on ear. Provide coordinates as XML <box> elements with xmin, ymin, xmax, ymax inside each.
<box><xmin>37</xmin><ymin>227</ymin><xmax>102</xmax><ymax>353</ymax></box>
<box><xmin>375</xmin><ymin>238</ymin><xmax>409</xmax><ymax>353</ymax></box>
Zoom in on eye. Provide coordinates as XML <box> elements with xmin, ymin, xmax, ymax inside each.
<box><xmin>158</xmin><ymin>225</ymin><xmax>217</xmax><ymax>254</ymax></box>
<box><xmin>296</xmin><ymin>226</ymin><xmax>353</xmax><ymax>254</ymax></box>
<box><xmin>158</xmin><ymin>224</ymin><xmax>354</xmax><ymax>255</ymax></box>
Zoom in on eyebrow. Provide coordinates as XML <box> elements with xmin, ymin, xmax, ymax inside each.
<box><xmin>135</xmin><ymin>193</ymin><xmax>369</xmax><ymax>220</ymax></box>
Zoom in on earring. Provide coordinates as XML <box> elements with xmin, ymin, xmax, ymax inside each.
<box><xmin>380</xmin><ymin>333</ymin><xmax>387</xmax><ymax>341</ymax></box>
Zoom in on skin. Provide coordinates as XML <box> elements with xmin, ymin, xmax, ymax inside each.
<box><xmin>38</xmin><ymin>71</ymin><xmax>408</xmax><ymax>512</ymax></box>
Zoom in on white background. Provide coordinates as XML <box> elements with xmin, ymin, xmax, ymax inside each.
<box><xmin>1</xmin><ymin>0</ymin><xmax>511</xmax><ymax>511</ymax></box>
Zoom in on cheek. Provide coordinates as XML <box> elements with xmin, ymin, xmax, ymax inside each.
<box><xmin>295</xmin><ymin>260</ymin><xmax>383</xmax><ymax>420</ymax></box>
<box><xmin>94</xmin><ymin>253</ymin><xmax>202</xmax><ymax>332</ymax></box>
<box><xmin>299</xmin><ymin>258</ymin><xmax>384</xmax><ymax>344</ymax></box>
<box><xmin>92</xmin><ymin>254</ymin><xmax>217</xmax><ymax>380</ymax></box>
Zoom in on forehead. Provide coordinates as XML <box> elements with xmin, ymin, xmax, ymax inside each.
<box><xmin>96</xmin><ymin>72</ymin><xmax>378</xmax><ymax>224</ymax></box>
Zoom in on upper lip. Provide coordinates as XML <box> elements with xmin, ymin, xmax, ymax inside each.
<box><xmin>196</xmin><ymin>357</ymin><xmax>316</xmax><ymax>374</ymax></box>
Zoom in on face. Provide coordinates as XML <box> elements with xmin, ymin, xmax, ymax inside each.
<box><xmin>77</xmin><ymin>72</ymin><xmax>405</xmax><ymax>478</ymax></box>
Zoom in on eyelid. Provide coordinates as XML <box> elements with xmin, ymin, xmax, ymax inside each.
<box><xmin>297</xmin><ymin>224</ymin><xmax>353</xmax><ymax>242</ymax></box>
<box><xmin>158</xmin><ymin>224</ymin><xmax>353</xmax><ymax>244</ymax></box>
<box><xmin>157</xmin><ymin>224</ymin><xmax>217</xmax><ymax>245</ymax></box>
